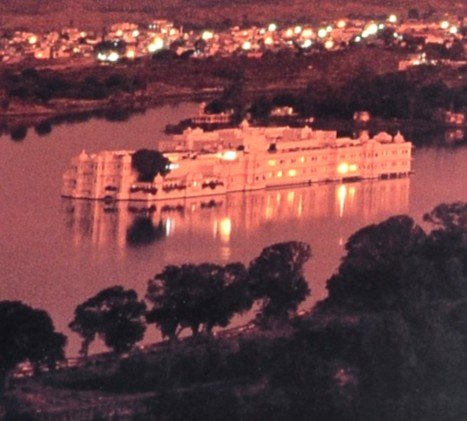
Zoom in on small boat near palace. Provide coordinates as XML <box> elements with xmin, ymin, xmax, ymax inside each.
<box><xmin>62</xmin><ymin>121</ymin><xmax>412</xmax><ymax>201</ymax></box>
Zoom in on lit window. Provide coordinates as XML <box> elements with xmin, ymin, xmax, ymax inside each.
<box><xmin>337</xmin><ymin>163</ymin><xmax>349</xmax><ymax>174</ymax></box>
<box><xmin>222</xmin><ymin>151</ymin><xmax>237</xmax><ymax>160</ymax></box>
<box><xmin>288</xmin><ymin>169</ymin><xmax>297</xmax><ymax>177</ymax></box>
<box><xmin>268</xmin><ymin>159</ymin><xmax>276</xmax><ymax>166</ymax></box>
<box><xmin>277</xmin><ymin>171</ymin><xmax>283</xmax><ymax>178</ymax></box>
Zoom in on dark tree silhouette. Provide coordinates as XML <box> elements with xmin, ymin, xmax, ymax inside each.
<box><xmin>131</xmin><ymin>149</ymin><xmax>171</xmax><ymax>182</ymax></box>
<box><xmin>248</xmin><ymin>241</ymin><xmax>311</xmax><ymax>325</ymax></box>
<box><xmin>422</xmin><ymin>202</ymin><xmax>467</xmax><ymax>299</ymax></box>
<box><xmin>146</xmin><ymin>263</ymin><xmax>252</xmax><ymax>338</ymax></box>
<box><xmin>250</xmin><ymin>96</ymin><xmax>273</xmax><ymax>120</ymax></box>
<box><xmin>0</xmin><ymin>301</ymin><xmax>66</xmax><ymax>392</ymax></box>
<box><xmin>324</xmin><ymin>215</ymin><xmax>427</xmax><ymax>311</ymax></box>
<box><xmin>70</xmin><ymin>286</ymin><xmax>146</xmax><ymax>355</ymax></box>
<box><xmin>423</xmin><ymin>202</ymin><xmax>467</xmax><ymax>232</ymax></box>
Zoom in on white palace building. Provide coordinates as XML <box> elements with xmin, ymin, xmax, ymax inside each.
<box><xmin>62</xmin><ymin>122</ymin><xmax>412</xmax><ymax>201</ymax></box>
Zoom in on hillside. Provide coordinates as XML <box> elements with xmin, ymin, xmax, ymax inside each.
<box><xmin>0</xmin><ymin>0</ymin><xmax>465</xmax><ymax>31</ymax></box>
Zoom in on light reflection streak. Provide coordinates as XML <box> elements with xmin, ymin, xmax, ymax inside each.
<box><xmin>337</xmin><ymin>184</ymin><xmax>347</xmax><ymax>218</ymax></box>
<box><xmin>63</xmin><ymin>178</ymin><xmax>410</xmax><ymax>249</ymax></box>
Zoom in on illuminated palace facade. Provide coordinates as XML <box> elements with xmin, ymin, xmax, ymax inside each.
<box><xmin>62</xmin><ymin>123</ymin><xmax>412</xmax><ymax>201</ymax></box>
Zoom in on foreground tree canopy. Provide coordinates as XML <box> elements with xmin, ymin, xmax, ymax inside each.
<box><xmin>248</xmin><ymin>241</ymin><xmax>311</xmax><ymax>324</ymax></box>
<box><xmin>0</xmin><ymin>301</ymin><xmax>66</xmax><ymax>391</ymax></box>
<box><xmin>146</xmin><ymin>262</ymin><xmax>253</xmax><ymax>338</ymax></box>
<box><xmin>145</xmin><ymin>241</ymin><xmax>312</xmax><ymax>337</ymax></box>
<box><xmin>5</xmin><ymin>202</ymin><xmax>467</xmax><ymax>420</ymax></box>
<box><xmin>69</xmin><ymin>286</ymin><xmax>147</xmax><ymax>355</ymax></box>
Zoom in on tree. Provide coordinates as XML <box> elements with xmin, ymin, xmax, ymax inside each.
<box><xmin>323</xmin><ymin>215</ymin><xmax>427</xmax><ymax>311</ymax></box>
<box><xmin>0</xmin><ymin>301</ymin><xmax>66</xmax><ymax>393</ymax></box>
<box><xmin>250</xmin><ymin>96</ymin><xmax>272</xmax><ymax>120</ymax></box>
<box><xmin>146</xmin><ymin>263</ymin><xmax>252</xmax><ymax>338</ymax></box>
<box><xmin>69</xmin><ymin>286</ymin><xmax>146</xmax><ymax>355</ymax></box>
<box><xmin>131</xmin><ymin>149</ymin><xmax>171</xmax><ymax>182</ymax></box>
<box><xmin>248</xmin><ymin>242</ymin><xmax>311</xmax><ymax>325</ymax></box>
<box><xmin>422</xmin><ymin>202</ymin><xmax>467</xmax><ymax>300</ymax></box>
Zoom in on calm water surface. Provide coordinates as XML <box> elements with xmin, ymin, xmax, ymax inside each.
<box><xmin>1</xmin><ymin>103</ymin><xmax>466</xmax><ymax>355</ymax></box>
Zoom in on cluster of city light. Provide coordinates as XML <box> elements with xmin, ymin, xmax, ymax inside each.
<box><xmin>439</xmin><ymin>20</ymin><xmax>459</xmax><ymax>34</ymax></box>
<box><xmin>242</xmin><ymin>41</ymin><xmax>252</xmax><ymax>50</ymax></box>
<box><xmin>353</xmin><ymin>19</ymin><xmax>392</xmax><ymax>43</ymax></box>
<box><xmin>201</xmin><ymin>30</ymin><xmax>214</xmax><ymax>41</ymax></box>
<box><xmin>268</xmin><ymin>23</ymin><xmax>277</xmax><ymax>32</ymax></box>
<box><xmin>147</xmin><ymin>37</ymin><xmax>164</xmax><ymax>53</ymax></box>
<box><xmin>97</xmin><ymin>51</ymin><xmax>120</xmax><ymax>62</ymax></box>
<box><xmin>301</xmin><ymin>28</ymin><xmax>313</xmax><ymax>38</ymax></box>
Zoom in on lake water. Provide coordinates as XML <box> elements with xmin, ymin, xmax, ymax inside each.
<box><xmin>1</xmin><ymin>103</ymin><xmax>466</xmax><ymax>356</ymax></box>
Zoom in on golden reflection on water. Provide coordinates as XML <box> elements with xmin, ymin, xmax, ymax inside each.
<box><xmin>63</xmin><ymin>178</ymin><xmax>410</xmax><ymax>252</ymax></box>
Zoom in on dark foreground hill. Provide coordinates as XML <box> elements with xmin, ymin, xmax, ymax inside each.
<box><xmin>0</xmin><ymin>0</ymin><xmax>465</xmax><ymax>31</ymax></box>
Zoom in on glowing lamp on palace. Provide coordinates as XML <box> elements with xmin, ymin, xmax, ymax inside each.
<box><xmin>449</xmin><ymin>26</ymin><xmax>458</xmax><ymax>34</ymax></box>
<box><xmin>268</xmin><ymin>23</ymin><xmax>277</xmax><ymax>32</ymax></box>
<box><xmin>326</xmin><ymin>25</ymin><xmax>333</xmax><ymax>33</ymax></box>
<box><xmin>80</xmin><ymin>31</ymin><xmax>87</xmax><ymax>38</ymax></box>
<box><xmin>115</xmin><ymin>29</ymin><xmax>123</xmax><ymax>37</ymax></box>
<box><xmin>378</xmin><ymin>23</ymin><xmax>385</xmax><ymax>30</ymax></box>
<box><xmin>302</xmin><ymin>39</ymin><xmax>312</xmax><ymax>48</ymax></box>
<box><xmin>294</xmin><ymin>26</ymin><xmax>302</xmax><ymax>35</ymax></box>
<box><xmin>126</xmin><ymin>48</ymin><xmax>136</xmax><ymax>59</ymax></box>
<box><xmin>324</xmin><ymin>40</ymin><xmax>334</xmax><ymax>49</ymax></box>
<box><xmin>132</xmin><ymin>29</ymin><xmax>140</xmax><ymax>37</ymax></box>
<box><xmin>388</xmin><ymin>14</ymin><xmax>397</xmax><ymax>24</ymax></box>
<box><xmin>264</xmin><ymin>36</ymin><xmax>274</xmax><ymax>45</ymax></box>
<box><xmin>222</xmin><ymin>151</ymin><xmax>237</xmax><ymax>160</ymax></box>
<box><xmin>337</xmin><ymin>163</ymin><xmax>349</xmax><ymax>175</ymax></box>
<box><xmin>28</xmin><ymin>35</ymin><xmax>38</xmax><ymax>45</ymax></box>
<box><xmin>337</xmin><ymin>20</ymin><xmax>346</xmax><ymax>29</ymax></box>
<box><xmin>285</xmin><ymin>28</ymin><xmax>294</xmax><ymax>38</ymax></box>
